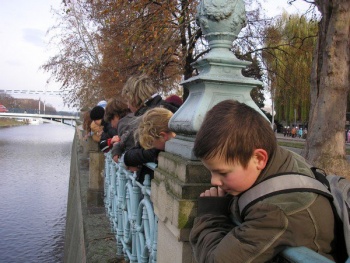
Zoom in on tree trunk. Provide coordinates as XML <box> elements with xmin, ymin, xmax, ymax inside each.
<box><xmin>304</xmin><ymin>0</ymin><xmax>350</xmax><ymax>176</ymax></box>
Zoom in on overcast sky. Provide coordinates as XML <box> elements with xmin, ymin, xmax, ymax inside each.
<box><xmin>0</xmin><ymin>0</ymin><xmax>311</xmax><ymax>111</ymax></box>
<box><xmin>0</xmin><ymin>0</ymin><xmax>66</xmax><ymax>110</ymax></box>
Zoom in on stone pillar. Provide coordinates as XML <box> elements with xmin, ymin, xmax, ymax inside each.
<box><xmin>88</xmin><ymin>151</ymin><xmax>105</xmax><ymax>190</ymax></box>
<box><xmin>87</xmin><ymin>143</ymin><xmax>105</xmax><ymax>207</ymax></box>
<box><xmin>75</xmin><ymin>110</ymin><xmax>105</xmax><ymax>206</ymax></box>
<box><xmin>152</xmin><ymin>0</ymin><xmax>267</xmax><ymax>262</ymax></box>
<box><xmin>151</xmin><ymin>152</ymin><xmax>211</xmax><ymax>263</ymax></box>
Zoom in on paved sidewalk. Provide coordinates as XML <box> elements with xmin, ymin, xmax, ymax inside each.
<box><xmin>276</xmin><ymin>132</ymin><xmax>350</xmax><ymax>147</ymax></box>
<box><xmin>275</xmin><ymin>132</ymin><xmax>350</xmax><ymax>160</ymax></box>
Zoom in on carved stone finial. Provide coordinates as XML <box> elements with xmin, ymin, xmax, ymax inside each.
<box><xmin>196</xmin><ymin>0</ymin><xmax>246</xmax><ymax>50</ymax></box>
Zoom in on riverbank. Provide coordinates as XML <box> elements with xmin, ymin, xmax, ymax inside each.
<box><xmin>0</xmin><ymin>118</ymin><xmax>27</xmax><ymax>127</ymax></box>
<box><xmin>64</xmin><ymin>129</ymin><xmax>118</xmax><ymax>263</ymax></box>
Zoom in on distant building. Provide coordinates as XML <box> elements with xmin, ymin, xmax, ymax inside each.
<box><xmin>0</xmin><ymin>104</ymin><xmax>8</xmax><ymax>112</ymax></box>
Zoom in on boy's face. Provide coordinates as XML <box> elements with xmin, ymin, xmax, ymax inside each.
<box><xmin>201</xmin><ymin>150</ymin><xmax>266</xmax><ymax>196</ymax></box>
<box><xmin>110</xmin><ymin>115</ymin><xmax>120</xmax><ymax>128</ymax></box>
<box><xmin>152</xmin><ymin>137</ymin><xmax>166</xmax><ymax>151</ymax></box>
<box><xmin>152</xmin><ymin>131</ymin><xmax>176</xmax><ymax>150</ymax></box>
<box><xmin>93</xmin><ymin>119</ymin><xmax>102</xmax><ymax>125</ymax></box>
<box><xmin>127</xmin><ymin>101</ymin><xmax>138</xmax><ymax>113</ymax></box>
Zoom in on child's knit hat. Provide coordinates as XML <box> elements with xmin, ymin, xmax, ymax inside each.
<box><xmin>90</xmin><ymin>106</ymin><xmax>105</xmax><ymax>120</ymax></box>
<box><xmin>165</xmin><ymin>95</ymin><xmax>183</xmax><ymax>108</ymax></box>
<box><xmin>97</xmin><ymin>100</ymin><xmax>107</xmax><ymax>109</ymax></box>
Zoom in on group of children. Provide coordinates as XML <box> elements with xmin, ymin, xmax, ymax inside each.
<box><xmin>84</xmin><ymin>75</ymin><xmax>346</xmax><ymax>262</ymax></box>
<box><xmin>83</xmin><ymin>73</ymin><xmax>182</xmax><ymax>182</ymax></box>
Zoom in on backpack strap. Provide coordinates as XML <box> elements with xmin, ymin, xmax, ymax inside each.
<box><xmin>238</xmin><ymin>173</ymin><xmax>333</xmax><ymax>217</ymax></box>
<box><xmin>310</xmin><ymin>167</ymin><xmax>331</xmax><ymax>189</ymax></box>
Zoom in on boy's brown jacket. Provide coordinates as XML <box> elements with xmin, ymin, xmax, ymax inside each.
<box><xmin>190</xmin><ymin>146</ymin><xmax>340</xmax><ymax>263</ymax></box>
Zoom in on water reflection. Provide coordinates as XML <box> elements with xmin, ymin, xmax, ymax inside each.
<box><xmin>0</xmin><ymin>123</ymin><xmax>74</xmax><ymax>263</ymax></box>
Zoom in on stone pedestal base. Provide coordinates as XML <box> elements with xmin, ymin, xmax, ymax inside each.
<box><xmin>165</xmin><ymin>136</ymin><xmax>197</xmax><ymax>160</ymax></box>
<box><xmin>157</xmin><ymin>221</ymin><xmax>195</xmax><ymax>263</ymax></box>
<box><xmin>151</xmin><ymin>152</ymin><xmax>211</xmax><ymax>263</ymax></box>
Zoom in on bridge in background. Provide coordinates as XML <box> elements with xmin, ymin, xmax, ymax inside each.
<box><xmin>0</xmin><ymin>89</ymin><xmax>64</xmax><ymax>96</ymax></box>
<box><xmin>0</xmin><ymin>89</ymin><xmax>72</xmax><ymax>113</ymax></box>
<box><xmin>0</xmin><ymin>112</ymin><xmax>79</xmax><ymax>126</ymax></box>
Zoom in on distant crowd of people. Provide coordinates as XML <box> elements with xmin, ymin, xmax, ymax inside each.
<box><xmin>346</xmin><ymin>129</ymin><xmax>350</xmax><ymax>143</ymax></box>
<box><xmin>82</xmin><ymin>73</ymin><xmax>182</xmax><ymax>183</ymax></box>
<box><xmin>282</xmin><ymin>126</ymin><xmax>308</xmax><ymax>139</ymax></box>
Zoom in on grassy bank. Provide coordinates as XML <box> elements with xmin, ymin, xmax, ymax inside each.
<box><xmin>0</xmin><ymin>118</ymin><xmax>27</xmax><ymax>127</ymax></box>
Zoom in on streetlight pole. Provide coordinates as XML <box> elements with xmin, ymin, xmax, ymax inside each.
<box><xmin>270</xmin><ymin>79</ymin><xmax>275</xmax><ymax>131</ymax></box>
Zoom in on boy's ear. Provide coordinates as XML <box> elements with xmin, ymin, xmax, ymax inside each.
<box><xmin>253</xmin><ymin>149</ymin><xmax>268</xmax><ymax>170</ymax></box>
<box><xmin>159</xmin><ymin>131</ymin><xmax>168</xmax><ymax>140</ymax></box>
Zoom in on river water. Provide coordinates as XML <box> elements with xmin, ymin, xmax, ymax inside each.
<box><xmin>0</xmin><ymin>123</ymin><xmax>75</xmax><ymax>263</ymax></box>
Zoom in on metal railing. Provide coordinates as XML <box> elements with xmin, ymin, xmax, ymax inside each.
<box><xmin>103</xmin><ymin>152</ymin><xmax>339</xmax><ymax>263</ymax></box>
<box><xmin>104</xmin><ymin>152</ymin><xmax>158</xmax><ymax>263</ymax></box>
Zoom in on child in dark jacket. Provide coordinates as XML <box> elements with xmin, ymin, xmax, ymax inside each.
<box><xmin>125</xmin><ymin>107</ymin><xmax>175</xmax><ymax>182</ymax></box>
<box><xmin>190</xmin><ymin>100</ymin><xmax>342</xmax><ymax>263</ymax></box>
<box><xmin>99</xmin><ymin>98</ymin><xmax>130</xmax><ymax>153</ymax></box>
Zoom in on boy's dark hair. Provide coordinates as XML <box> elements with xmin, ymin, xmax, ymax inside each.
<box><xmin>104</xmin><ymin>97</ymin><xmax>131</xmax><ymax>123</ymax></box>
<box><xmin>193</xmin><ymin>100</ymin><xmax>276</xmax><ymax>168</ymax></box>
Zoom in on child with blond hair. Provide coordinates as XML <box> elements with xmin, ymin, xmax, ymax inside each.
<box><xmin>137</xmin><ymin>107</ymin><xmax>175</xmax><ymax>151</ymax></box>
<box><xmin>125</xmin><ymin>107</ymin><xmax>175</xmax><ymax>182</ymax></box>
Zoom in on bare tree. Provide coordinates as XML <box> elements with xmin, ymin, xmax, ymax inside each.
<box><xmin>303</xmin><ymin>0</ymin><xmax>350</xmax><ymax>176</ymax></box>
<box><xmin>239</xmin><ymin>0</ymin><xmax>350</xmax><ymax>176</ymax></box>
<box><xmin>42</xmin><ymin>0</ymin><xmax>103</xmax><ymax>109</ymax></box>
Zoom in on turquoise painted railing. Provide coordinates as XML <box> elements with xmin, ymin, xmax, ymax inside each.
<box><xmin>104</xmin><ymin>152</ymin><xmax>158</xmax><ymax>263</ymax></box>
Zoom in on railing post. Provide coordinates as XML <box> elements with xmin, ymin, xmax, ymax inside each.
<box><xmin>116</xmin><ymin>163</ymin><xmax>127</xmax><ymax>258</ymax></box>
<box><xmin>129</xmin><ymin>173</ymin><xmax>141</xmax><ymax>263</ymax></box>
<box><xmin>110</xmin><ymin>163</ymin><xmax>118</xmax><ymax>231</ymax></box>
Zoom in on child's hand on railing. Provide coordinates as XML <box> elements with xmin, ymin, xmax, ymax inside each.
<box><xmin>112</xmin><ymin>155</ymin><xmax>119</xmax><ymax>163</ymax></box>
<box><xmin>126</xmin><ymin>166</ymin><xmax>139</xmax><ymax>172</ymax></box>
<box><xmin>111</xmin><ymin>135</ymin><xmax>120</xmax><ymax>144</ymax></box>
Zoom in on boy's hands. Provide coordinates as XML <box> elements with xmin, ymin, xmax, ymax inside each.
<box><xmin>200</xmin><ymin>187</ymin><xmax>225</xmax><ymax>197</ymax></box>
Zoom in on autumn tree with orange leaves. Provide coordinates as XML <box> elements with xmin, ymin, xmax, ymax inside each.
<box><xmin>43</xmin><ymin>0</ymin><xmax>203</xmax><ymax>108</ymax></box>
<box><xmin>95</xmin><ymin>0</ymin><xmax>203</xmax><ymax>99</ymax></box>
